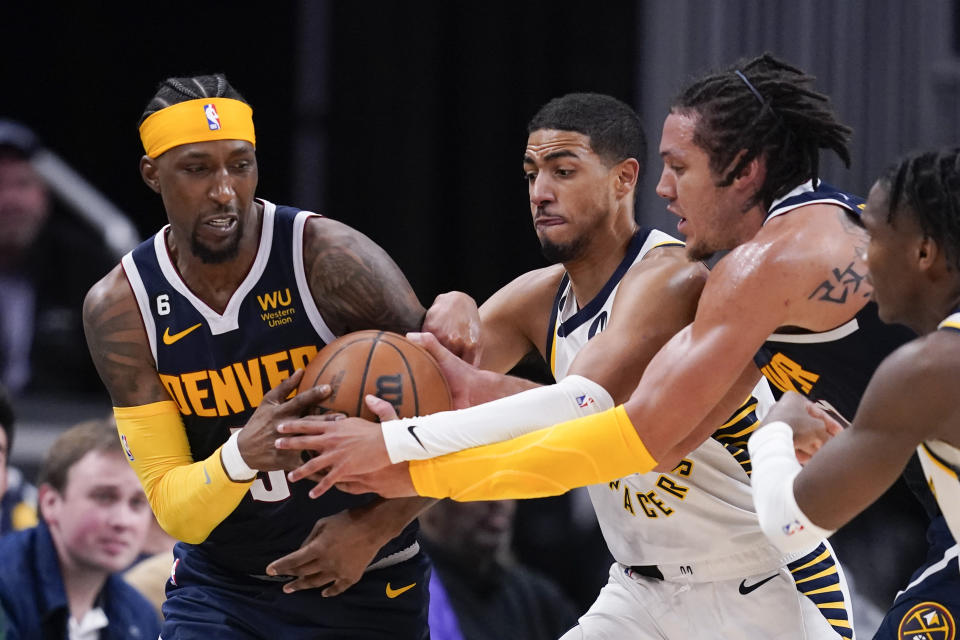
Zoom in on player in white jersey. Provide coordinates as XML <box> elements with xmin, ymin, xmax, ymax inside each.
<box><xmin>750</xmin><ymin>148</ymin><xmax>960</xmax><ymax>639</ymax></box>
<box><xmin>548</xmin><ymin>232</ymin><xmax>853</xmax><ymax>640</ymax></box>
<box><xmin>272</xmin><ymin>93</ymin><xmax>852</xmax><ymax>639</ymax></box>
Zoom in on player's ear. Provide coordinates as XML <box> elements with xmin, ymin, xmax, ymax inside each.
<box><xmin>732</xmin><ymin>151</ymin><xmax>764</xmax><ymax>192</ymax></box>
<box><xmin>917</xmin><ymin>234</ymin><xmax>939</xmax><ymax>271</ymax></box>
<box><xmin>614</xmin><ymin>157</ymin><xmax>640</xmax><ymax>199</ymax></box>
<box><xmin>140</xmin><ymin>155</ymin><xmax>161</xmax><ymax>193</ymax></box>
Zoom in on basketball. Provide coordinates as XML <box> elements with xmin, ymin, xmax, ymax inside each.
<box><xmin>298</xmin><ymin>330</ymin><xmax>451</xmax><ymax>420</ymax></box>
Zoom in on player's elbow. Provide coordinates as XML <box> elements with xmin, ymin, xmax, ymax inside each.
<box><xmin>146</xmin><ymin>492</ymin><xmax>211</xmax><ymax>544</ymax></box>
<box><xmin>155</xmin><ymin>512</ymin><xmax>210</xmax><ymax>544</ymax></box>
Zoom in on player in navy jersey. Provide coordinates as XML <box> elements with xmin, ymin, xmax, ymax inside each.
<box><xmin>270</xmin><ymin>90</ymin><xmax>857</xmax><ymax>639</ymax></box>
<box><xmin>81</xmin><ymin>73</ymin><xmax>477</xmax><ymax>639</ymax></box>
<box><xmin>751</xmin><ymin>148</ymin><xmax>960</xmax><ymax>640</ymax></box>
<box><xmin>275</xmin><ymin>54</ymin><xmax>920</xmax><ymax>637</ymax></box>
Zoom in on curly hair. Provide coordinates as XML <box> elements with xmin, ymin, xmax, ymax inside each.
<box><xmin>878</xmin><ymin>148</ymin><xmax>960</xmax><ymax>272</ymax></box>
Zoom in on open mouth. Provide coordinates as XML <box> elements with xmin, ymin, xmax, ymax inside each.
<box><xmin>197</xmin><ymin>214</ymin><xmax>239</xmax><ymax>241</ymax></box>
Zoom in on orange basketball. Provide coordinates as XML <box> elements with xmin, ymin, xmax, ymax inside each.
<box><xmin>298</xmin><ymin>330</ymin><xmax>451</xmax><ymax>420</ymax></box>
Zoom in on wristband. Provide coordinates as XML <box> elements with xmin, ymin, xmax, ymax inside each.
<box><xmin>221</xmin><ymin>430</ymin><xmax>258</xmax><ymax>481</ymax></box>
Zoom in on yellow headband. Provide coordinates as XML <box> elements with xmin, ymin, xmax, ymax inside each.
<box><xmin>138</xmin><ymin>97</ymin><xmax>256</xmax><ymax>158</ymax></box>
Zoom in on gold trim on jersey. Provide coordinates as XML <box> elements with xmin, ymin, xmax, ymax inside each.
<box><xmin>648</xmin><ymin>240</ymin><xmax>686</xmax><ymax>250</ymax></box>
<box><xmin>550</xmin><ymin>321</ymin><xmax>559</xmax><ymax>376</ymax></box>
<box><xmin>921</xmin><ymin>443</ymin><xmax>960</xmax><ymax>480</ymax></box>
<box><xmin>787</xmin><ymin>543</ymin><xmax>852</xmax><ymax>639</ymax></box>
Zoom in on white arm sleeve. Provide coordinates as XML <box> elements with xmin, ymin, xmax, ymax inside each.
<box><xmin>748</xmin><ymin>421</ymin><xmax>834</xmax><ymax>554</ymax></box>
<box><xmin>381</xmin><ymin>374</ymin><xmax>614</xmax><ymax>463</ymax></box>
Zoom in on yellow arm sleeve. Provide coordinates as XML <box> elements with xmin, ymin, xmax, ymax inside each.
<box><xmin>408</xmin><ymin>405</ymin><xmax>656</xmax><ymax>501</ymax></box>
<box><xmin>113</xmin><ymin>401</ymin><xmax>253</xmax><ymax>544</ymax></box>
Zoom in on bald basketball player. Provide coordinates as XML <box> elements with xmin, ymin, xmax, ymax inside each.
<box><xmin>82</xmin><ymin>73</ymin><xmax>477</xmax><ymax>639</ymax></box>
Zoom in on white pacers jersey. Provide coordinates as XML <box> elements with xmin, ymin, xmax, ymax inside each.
<box><xmin>924</xmin><ymin>311</ymin><xmax>960</xmax><ymax>543</ymax></box>
<box><xmin>917</xmin><ymin>440</ymin><xmax>960</xmax><ymax>544</ymax></box>
<box><xmin>549</xmin><ymin>228</ymin><xmax>782</xmax><ymax>570</ymax></box>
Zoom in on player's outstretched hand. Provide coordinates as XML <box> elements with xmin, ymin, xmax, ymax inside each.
<box><xmin>335</xmin><ymin>462</ymin><xmax>418</xmax><ymax>498</ymax></box>
<box><xmin>265</xmin><ymin>504</ymin><xmax>385</xmax><ymax>597</ymax></box>
<box><xmin>422</xmin><ymin>291</ymin><xmax>481</xmax><ymax>365</ymax></box>
<box><xmin>236</xmin><ymin>369</ymin><xmax>333</xmax><ymax>471</ymax></box>
<box><xmin>764</xmin><ymin>391</ymin><xmax>844</xmax><ymax>464</ymax></box>
<box><xmin>405</xmin><ymin>331</ymin><xmax>485</xmax><ymax>409</ymax></box>
<box><xmin>276</xmin><ymin>395</ymin><xmax>399</xmax><ymax>498</ymax></box>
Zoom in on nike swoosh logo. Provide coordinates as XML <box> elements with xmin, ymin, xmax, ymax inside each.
<box><xmin>203</xmin><ymin>466</ymin><xmax>212</xmax><ymax>485</ymax></box>
<box><xmin>407</xmin><ymin>425</ymin><xmax>427</xmax><ymax>451</ymax></box>
<box><xmin>163</xmin><ymin>323</ymin><xmax>203</xmax><ymax>345</ymax></box>
<box><xmin>739</xmin><ymin>573</ymin><xmax>778</xmax><ymax>595</ymax></box>
<box><xmin>385</xmin><ymin>582</ymin><xmax>416</xmax><ymax>598</ymax></box>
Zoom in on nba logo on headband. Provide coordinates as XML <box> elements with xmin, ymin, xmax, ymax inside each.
<box><xmin>203</xmin><ymin>103</ymin><xmax>222</xmax><ymax>131</ymax></box>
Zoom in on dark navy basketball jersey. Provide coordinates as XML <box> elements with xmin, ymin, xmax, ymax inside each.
<box><xmin>753</xmin><ymin>182</ymin><xmax>915</xmax><ymax>421</ymax></box>
<box><xmin>122</xmin><ymin>200</ymin><xmax>418</xmax><ymax>575</ymax></box>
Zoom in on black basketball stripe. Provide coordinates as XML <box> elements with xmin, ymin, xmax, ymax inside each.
<box><xmin>310</xmin><ymin>333</ymin><xmax>378</xmax><ymax>385</ymax></box>
<box><xmin>379</xmin><ymin>336</ymin><xmax>421</xmax><ymax>417</ymax></box>
<box><xmin>354</xmin><ymin>331</ymin><xmax>386</xmax><ymax>417</ymax></box>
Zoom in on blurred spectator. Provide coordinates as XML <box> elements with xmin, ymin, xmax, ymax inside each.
<box><xmin>123</xmin><ymin>516</ymin><xmax>177</xmax><ymax>619</ymax></box>
<box><xmin>0</xmin><ymin>384</ymin><xmax>36</xmax><ymax>536</ymax></box>
<box><xmin>511</xmin><ymin>490</ymin><xmax>614</xmax><ymax>615</ymax></box>
<box><xmin>0</xmin><ymin>419</ymin><xmax>159</xmax><ymax>639</ymax></box>
<box><xmin>420</xmin><ymin>499</ymin><xmax>579</xmax><ymax>640</ymax></box>
<box><xmin>0</xmin><ymin>120</ymin><xmax>115</xmax><ymax>398</ymax></box>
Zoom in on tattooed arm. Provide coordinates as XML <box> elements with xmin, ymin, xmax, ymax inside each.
<box><xmin>303</xmin><ymin>218</ymin><xmax>426</xmax><ymax>335</ymax></box>
<box><xmin>806</xmin><ymin>210</ymin><xmax>872</xmax><ymax>306</ymax></box>
<box><xmin>612</xmin><ymin>203</ymin><xmax>874</xmax><ymax>463</ymax></box>
<box><xmin>83</xmin><ymin>265</ymin><xmax>174</xmax><ymax>407</ymax></box>
<box><xmin>288</xmin><ymin>216</ymin><xmax>439</xmax><ymax>592</ymax></box>
<box><xmin>82</xmin><ymin>267</ymin><xmax>328</xmax><ymax>542</ymax></box>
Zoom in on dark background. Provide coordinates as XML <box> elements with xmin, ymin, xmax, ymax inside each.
<box><xmin>5</xmin><ymin>2</ymin><xmax>956</xmax><ymax>629</ymax></box>
<box><xmin>3</xmin><ymin>2</ymin><xmax>638</xmax><ymax>305</ymax></box>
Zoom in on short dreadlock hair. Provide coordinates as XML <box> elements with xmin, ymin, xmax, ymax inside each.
<box><xmin>139</xmin><ymin>74</ymin><xmax>246</xmax><ymax>126</ymax></box>
<box><xmin>672</xmin><ymin>53</ymin><xmax>852</xmax><ymax>211</ymax></box>
<box><xmin>879</xmin><ymin>148</ymin><xmax>960</xmax><ymax>272</ymax></box>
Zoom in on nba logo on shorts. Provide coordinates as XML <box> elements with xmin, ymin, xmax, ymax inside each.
<box><xmin>204</xmin><ymin>103</ymin><xmax>221</xmax><ymax>130</ymax></box>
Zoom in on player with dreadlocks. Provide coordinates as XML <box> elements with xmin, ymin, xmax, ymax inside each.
<box><xmin>751</xmin><ymin>147</ymin><xmax>960</xmax><ymax>639</ymax></box>
<box><xmin>271</xmin><ymin>54</ymin><xmax>914</xmax><ymax>637</ymax></box>
<box><xmin>82</xmin><ymin>73</ymin><xmax>478</xmax><ymax>638</ymax></box>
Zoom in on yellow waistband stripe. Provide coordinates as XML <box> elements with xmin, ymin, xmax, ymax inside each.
<box><xmin>139</xmin><ymin>98</ymin><xmax>255</xmax><ymax>158</ymax></box>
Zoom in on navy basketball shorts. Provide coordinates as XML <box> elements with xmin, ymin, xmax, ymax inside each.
<box><xmin>160</xmin><ymin>542</ymin><xmax>430</xmax><ymax>639</ymax></box>
<box><xmin>874</xmin><ymin>516</ymin><xmax>960</xmax><ymax>640</ymax></box>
